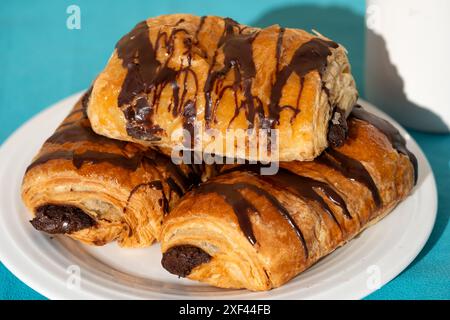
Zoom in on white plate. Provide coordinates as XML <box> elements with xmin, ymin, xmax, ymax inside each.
<box><xmin>0</xmin><ymin>92</ymin><xmax>437</xmax><ymax>300</ymax></box>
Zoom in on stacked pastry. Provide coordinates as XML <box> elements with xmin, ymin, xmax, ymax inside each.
<box><xmin>21</xmin><ymin>91</ymin><xmax>206</xmax><ymax>247</ymax></box>
<box><xmin>22</xmin><ymin>14</ymin><xmax>417</xmax><ymax>291</ymax></box>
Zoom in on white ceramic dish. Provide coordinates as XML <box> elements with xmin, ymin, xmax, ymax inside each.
<box><xmin>0</xmin><ymin>92</ymin><xmax>437</xmax><ymax>299</ymax></box>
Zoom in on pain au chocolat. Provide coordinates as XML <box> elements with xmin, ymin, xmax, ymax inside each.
<box><xmin>87</xmin><ymin>14</ymin><xmax>358</xmax><ymax>162</ymax></box>
<box><xmin>160</xmin><ymin>107</ymin><xmax>417</xmax><ymax>291</ymax></box>
<box><xmin>21</xmin><ymin>91</ymin><xmax>203</xmax><ymax>247</ymax></box>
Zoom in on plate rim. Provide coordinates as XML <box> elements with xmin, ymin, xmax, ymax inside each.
<box><xmin>0</xmin><ymin>91</ymin><xmax>438</xmax><ymax>300</ymax></box>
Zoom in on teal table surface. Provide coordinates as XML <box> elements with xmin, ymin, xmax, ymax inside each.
<box><xmin>0</xmin><ymin>0</ymin><xmax>448</xmax><ymax>300</ymax></box>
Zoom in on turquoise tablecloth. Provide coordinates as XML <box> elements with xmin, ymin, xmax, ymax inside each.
<box><xmin>0</xmin><ymin>0</ymin><xmax>448</xmax><ymax>300</ymax></box>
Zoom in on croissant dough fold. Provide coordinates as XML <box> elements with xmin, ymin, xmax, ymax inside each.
<box><xmin>160</xmin><ymin>109</ymin><xmax>416</xmax><ymax>290</ymax></box>
<box><xmin>21</xmin><ymin>91</ymin><xmax>202</xmax><ymax>247</ymax></box>
<box><xmin>87</xmin><ymin>14</ymin><xmax>358</xmax><ymax>161</ymax></box>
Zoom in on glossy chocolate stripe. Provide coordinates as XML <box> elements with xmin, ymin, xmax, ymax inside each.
<box><xmin>72</xmin><ymin>150</ymin><xmax>142</xmax><ymax>170</ymax></box>
<box><xmin>174</xmin><ymin>18</ymin><xmax>185</xmax><ymax>27</ymax></box>
<box><xmin>116</xmin><ymin>17</ymin><xmax>338</xmax><ymax>139</ymax></box>
<box><xmin>223</xmin><ymin>165</ymin><xmax>350</xmax><ymax>222</ymax></box>
<box><xmin>46</xmin><ymin>121</ymin><xmax>127</xmax><ymax>147</ymax></box>
<box><xmin>268</xmin><ymin>38</ymin><xmax>338</xmax><ymax>127</ymax></box>
<box><xmin>194</xmin><ymin>179</ymin><xmax>308</xmax><ymax>256</ymax></box>
<box><xmin>261</xmin><ymin>169</ymin><xmax>349</xmax><ymax>224</ymax></box>
<box><xmin>166</xmin><ymin>177</ymin><xmax>184</xmax><ymax>197</ymax></box>
<box><xmin>351</xmin><ymin>105</ymin><xmax>418</xmax><ymax>184</ymax></box>
<box><xmin>275</xmin><ymin>27</ymin><xmax>285</xmax><ymax>73</ymax></box>
<box><xmin>115</xmin><ymin>17</ymin><xmax>340</xmax><ymax>140</ymax></box>
<box><xmin>194</xmin><ymin>181</ymin><xmax>258</xmax><ymax>245</ymax></box>
<box><xmin>204</xmin><ymin>23</ymin><xmax>260</xmax><ymax>128</ymax></box>
<box><xmin>27</xmin><ymin>150</ymin><xmax>142</xmax><ymax>172</ymax></box>
<box><xmin>116</xmin><ymin>20</ymin><xmax>201</xmax><ymax>143</ymax></box>
<box><xmin>194</xmin><ymin>16</ymin><xmax>206</xmax><ymax>42</ymax></box>
<box><xmin>204</xmin><ymin>17</ymin><xmax>241</xmax><ymax>126</ymax></box>
<box><xmin>317</xmin><ymin>149</ymin><xmax>382</xmax><ymax>207</ymax></box>
<box><xmin>26</xmin><ymin>150</ymin><xmax>73</xmax><ymax>172</ymax></box>
<box><xmin>241</xmin><ymin>182</ymin><xmax>308</xmax><ymax>256</ymax></box>
<box><xmin>116</xmin><ymin>21</ymin><xmax>163</xmax><ymax>141</ymax></box>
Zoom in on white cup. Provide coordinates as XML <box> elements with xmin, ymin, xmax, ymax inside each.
<box><xmin>365</xmin><ymin>0</ymin><xmax>450</xmax><ymax>133</ymax></box>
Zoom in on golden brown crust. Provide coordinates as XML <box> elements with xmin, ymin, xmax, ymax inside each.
<box><xmin>87</xmin><ymin>14</ymin><xmax>358</xmax><ymax>161</ymax></box>
<box><xmin>21</xmin><ymin>94</ymin><xmax>199</xmax><ymax>247</ymax></box>
<box><xmin>160</xmin><ymin>116</ymin><xmax>415</xmax><ymax>290</ymax></box>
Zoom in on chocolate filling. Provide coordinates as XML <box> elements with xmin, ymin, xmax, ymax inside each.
<box><xmin>327</xmin><ymin>108</ymin><xmax>348</xmax><ymax>148</ymax></box>
<box><xmin>161</xmin><ymin>245</ymin><xmax>211</xmax><ymax>277</ymax></box>
<box><xmin>30</xmin><ymin>204</ymin><xmax>95</xmax><ymax>234</ymax></box>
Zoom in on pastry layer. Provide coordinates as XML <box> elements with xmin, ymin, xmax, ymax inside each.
<box><xmin>87</xmin><ymin>14</ymin><xmax>358</xmax><ymax>161</ymax></box>
<box><xmin>160</xmin><ymin>108</ymin><xmax>416</xmax><ymax>290</ymax></box>
<box><xmin>22</xmin><ymin>91</ymin><xmax>202</xmax><ymax>247</ymax></box>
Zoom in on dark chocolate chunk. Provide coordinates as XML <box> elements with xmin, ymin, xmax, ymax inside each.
<box><xmin>327</xmin><ymin>108</ymin><xmax>348</xmax><ymax>148</ymax></box>
<box><xmin>161</xmin><ymin>245</ymin><xmax>211</xmax><ymax>277</ymax></box>
<box><xmin>30</xmin><ymin>204</ymin><xmax>95</xmax><ymax>234</ymax></box>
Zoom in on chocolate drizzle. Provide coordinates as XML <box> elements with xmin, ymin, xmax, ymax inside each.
<box><xmin>46</xmin><ymin>120</ymin><xmax>127</xmax><ymax>147</ymax></box>
<box><xmin>317</xmin><ymin>149</ymin><xmax>382</xmax><ymax>207</ymax></box>
<box><xmin>116</xmin><ymin>19</ymin><xmax>201</xmax><ymax>143</ymax></box>
<box><xmin>27</xmin><ymin>94</ymin><xmax>144</xmax><ymax>172</ymax></box>
<box><xmin>72</xmin><ymin>151</ymin><xmax>142</xmax><ymax>170</ymax></box>
<box><xmin>209</xmin><ymin>163</ymin><xmax>362</xmax><ymax>255</ymax></box>
<box><xmin>224</xmin><ymin>165</ymin><xmax>351</xmax><ymax>222</ymax></box>
<box><xmin>116</xmin><ymin>21</ymin><xmax>165</xmax><ymax>140</ymax></box>
<box><xmin>114</xmin><ymin>17</ymin><xmax>340</xmax><ymax>140</ymax></box>
<box><xmin>262</xmin><ymin>168</ymin><xmax>351</xmax><ymax>223</ymax></box>
<box><xmin>268</xmin><ymin>38</ymin><xmax>338</xmax><ymax>127</ymax></box>
<box><xmin>204</xmin><ymin>18</ymin><xmax>262</xmax><ymax>128</ymax></box>
<box><xmin>351</xmin><ymin>105</ymin><xmax>418</xmax><ymax>184</ymax></box>
<box><xmin>194</xmin><ymin>182</ymin><xmax>259</xmax><ymax>245</ymax></box>
<box><xmin>194</xmin><ymin>16</ymin><xmax>206</xmax><ymax>41</ymax></box>
<box><xmin>275</xmin><ymin>27</ymin><xmax>285</xmax><ymax>74</ymax></box>
<box><xmin>204</xmin><ymin>23</ymin><xmax>338</xmax><ymax>129</ymax></box>
<box><xmin>194</xmin><ymin>178</ymin><xmax>308</xmax><ymax>256</ymax></box>
<box><xmin>243</xmin><ymin>182</ymin><xmax>307</xmax><ymax>254</ymax></box>
<box><xmin>27</xmin><ymin>150</ymin><xmax>143</xmax><ymax>172</ymax></box>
